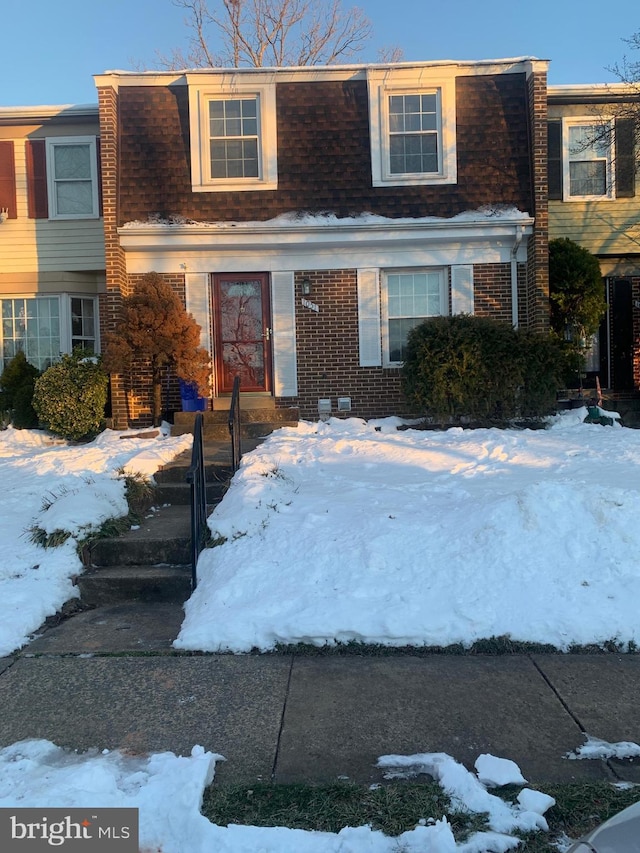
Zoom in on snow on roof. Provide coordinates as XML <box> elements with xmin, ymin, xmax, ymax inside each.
<box><xmin>121</xmin><ymin>207</ymin><xmax>533</xmax><ymax>231</ymax></box>
<box><xmin>0</xmin><ymin>103</ymin><xmax>98</xmax><ymax>121</ymax></box>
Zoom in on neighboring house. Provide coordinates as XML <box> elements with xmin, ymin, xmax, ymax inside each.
<box><xmin>548</xmin><ymin>83</ymin><xmax>639</xmax><ymax>392</ymax></box>
<box><xmin>0</xmin><ymin>105</ymin><xmax>105</xmax><ymax>376</ymax></box>
<box><xmin>94</xmin><ymin>58</ymin><xmax>550</xmax><ymax>426</ymax></box>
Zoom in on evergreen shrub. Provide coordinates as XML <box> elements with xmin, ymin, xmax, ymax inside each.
<box><xmin>0</xmin><ymin>351</ymin><xmax>40</xmax><ymax>429</ymax></box>
<box><xmin>401</xmin><ymin>315</ymin><xmax>565</xmax><ymax>426</ymax></box>
<box><xmin>33</xmin><ymin>351</ymin><xmax>109</xmax><ymax>441</ymax></box>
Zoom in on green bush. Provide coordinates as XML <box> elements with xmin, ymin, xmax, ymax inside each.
<box><xmin>0</xmin><ymin>351</ymin><xmax>40</xmax><ymax>429</ymax></box>
<box><xmin>401</xmin><ymin>315</ymin><xmax>565</xmax><ymax>426</ymax></box>
<box><xmin>33</xmin><ymin>351</ymin><xmax>109</xmax><ymax>441</ymax></box>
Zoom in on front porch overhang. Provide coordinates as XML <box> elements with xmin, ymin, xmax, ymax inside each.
<box><xmin>118</xmin><ymin>212</ymin><xmax>534</xmax><ymax>274</ymax></box>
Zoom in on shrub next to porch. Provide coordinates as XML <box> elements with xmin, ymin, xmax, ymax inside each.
<box><xmin>102</xmin><ymin>273</ymin><xmax>211</xmax><ymax>426</ymax></box>
<box><xmin>401</xmin><ymin>315</ymin><xmax>565</xmax><ymax>425</ymax></box>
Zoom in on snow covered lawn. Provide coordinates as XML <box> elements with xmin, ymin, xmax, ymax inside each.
<box><xmin>0</xmin><ymin>426</ymin><xmax>192</xmax><ymax>658</ymax></box>
<box><xmin>177</xmin><ymin>409</ymin><xmax>640</xmax><ymax>653</ymax></box>
<box><xmin>0</xmin><ymin>739</ymin><xmax>557</xmax><ymax>853</ymax></box>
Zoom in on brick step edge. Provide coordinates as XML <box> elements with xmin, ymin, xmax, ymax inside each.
<box><xmin>75</xmin><ymin>565</ymin><xmax>192</xmax><ymax>606</ymax></box>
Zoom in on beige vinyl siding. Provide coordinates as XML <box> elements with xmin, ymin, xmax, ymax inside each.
<box><xmin>549</xmin><ymin>199</ymin><xmax>640</xmax><ymax>257</ymax></box>
<box><xmin>0</xmin><ymin>135</ymin><xmax>104</xmax><ymax>275</ymax></box>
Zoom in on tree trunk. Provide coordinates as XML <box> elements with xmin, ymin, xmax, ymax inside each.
<box><xmin>151</xmin><ymin>364</ymin><xmax>164</xmax><ymax>426</ymax></box>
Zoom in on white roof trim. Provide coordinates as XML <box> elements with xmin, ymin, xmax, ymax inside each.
<box><xmin>95</xmin><ymin>57</ymin><xmax>548</xmax><ymax>90</ymax></box>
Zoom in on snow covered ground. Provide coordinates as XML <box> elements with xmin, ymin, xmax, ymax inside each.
<box><xmin>2</xmin><ymin>411</ymin><xmax>640</xmax><ymax>851</ymax></box>
<box><xmin>0</xmin><ymin>425</ymin><xmax>192</xmax><ymax>658</ymax></box>
<box><xmin>0</xmin><ymin>739</ymin><xmax>558</xmax><ymax>852</ymax></box>
<box><xmin>177</xmin><ymin>408</ymin><xmax>640</xmax><ymax>653</ymax></box>
<box><xmin>3</xmin><ymin>407</ymin><xmax>637</xmax><ymax>658</ymax></box>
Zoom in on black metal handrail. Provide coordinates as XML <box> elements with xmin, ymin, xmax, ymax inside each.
<box><xmin>228</xmin><ymin>375</ymin><xmax>242</xmax><ymax>473</ymax></box>
<box><xmin>186</xmin><ymin>412</ymin><xmax>207</xmax><ymax>591</ymax></box>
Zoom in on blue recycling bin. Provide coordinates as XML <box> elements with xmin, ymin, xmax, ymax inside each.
<box><xmin>179</xmin><ymin>380</ymin><xmax>208</xmax><ymax>412</ymax></box>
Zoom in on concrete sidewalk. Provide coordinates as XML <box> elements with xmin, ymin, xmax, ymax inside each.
<box><xmin>1</xmin><ymin>602</ymin><xmax>639</xmax><ymax>787</ymax></box>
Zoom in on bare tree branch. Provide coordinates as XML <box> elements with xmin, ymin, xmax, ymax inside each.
<box><xmin>161</xmin><ymin>0</ymin><xmax>372</xmax><ymax>69</ymax></box>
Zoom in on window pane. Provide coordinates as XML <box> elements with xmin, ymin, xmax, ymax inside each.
<box><xmin>225</xmin><ymin>100</ymin><xmax>242</xmax><ymax>119</ymax></box>
<box><xmin>208</xmin><ymin>97</ymin><xmax>260</xmax><ymax>180</ymax></box>
<box><xmin>389</xmin><ymin>318</ymin><xmax>424</xmax><ymax>362</ymax></box>
<box><xmin>225</xmin><ymin>117</ymin><xmax>242</xmax><ymax>137</ymax></box>
<box><xmin>0</xmin><ymin>298</ymin><xmax>60</xmax><ymax>371</ymax></box>
<box><xmin>54</xmin><ymin>144</ymin><xmax>91</xmax><ymax>180</ymax></box>
<box><xmin>386</xmin><ymin>272</ymin><xmax>443</xmax><ymax>362</ymax></box>
<box><xmin>56</xmin><ymin>182</ymin><xmax>94</xmax><ymax>215</ymax></box>
<box><xmin>242</xmin><ymin>117</ymin><xmax>258</xmax><ymax>136</ymax></box>
<box><xmin>210</xmin><ymin>118</ymin><xmax>225</xmax><ymax>137</ymax></box>
<box><xmin>570</xmin><ymin>160</ymin><xmax>606</xmax><ymax>196</ymax></box>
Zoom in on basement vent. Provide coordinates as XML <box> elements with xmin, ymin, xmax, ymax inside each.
<box><xmin>337</xmin><ymin>397</ymin><xmax>352</xmax><ymax>412</ymax></box>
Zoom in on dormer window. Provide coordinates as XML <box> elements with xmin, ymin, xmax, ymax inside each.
<box><xmin>188</xmin><ymin>78</ymin><xmax>277</xmax><ymax>192</ymax></box>
<box><xmin>209</xmin><ymin>97</ymin><xmax>260</xmax><ymax>179</ymax></box>
<box><xmin>388</xmin><ymin>92</ymin><xmax>440</xmax><ymax>176</ymax></box>
<box><xmin>368</xmin><ymin>68</ymin><xmax>457</xmax><ymax>188</ymax></box>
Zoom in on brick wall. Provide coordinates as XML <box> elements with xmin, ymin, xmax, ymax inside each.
<box><xmin>116</xmin><ymin>74</ymin><xmax>534</xmax><ymax>225</ymax></box>
<box><xmin>98</xmin><ymin>85</ymin><xmax>129</xmax><ymax>427</ymax></box>
<box><xmin>290</xmin><ymin>270</ymin><xmax>403</xmax><ymax>420</ymax></box>
<box><xmin>526</xmin><ymin>70</ymin><xmax>550</xmax><ymax>333</ymax></box>
<box><xmin>473</xmin><ymin>263</ymin><xmax>514</xmax><ymax>322</ymax></box>
<box><xmin>289</xmin><ymin>265</ymin><xmax>521</xmax><ymax>421</ymax></box>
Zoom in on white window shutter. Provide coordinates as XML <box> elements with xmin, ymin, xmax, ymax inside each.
<box><xmin>185</xmin><ymin>273</ymin><xmax>211</xmax><ymax>352</ymax></box>
<box><xmin>357</xmin><ymin>268</ymin><xmax>382</xmax><ymax>367</ymax></box>
<box><xmin>271</xmin><ymin>271</ymin><xmax>298</xmax><ymax>397</ymax></box>
<box><xmin>451</xmin><ymin>265</ymin><xmax>474</xmax><ymax>315</ymax></box>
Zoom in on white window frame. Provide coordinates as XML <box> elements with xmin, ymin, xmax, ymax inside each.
<box><xmin>368</xmin><ymin>68</ymin><xmax>457</xmax><ymax>188</ymax></box>
<box><xmin>0</xmin><ymin>294</ymin><xmax>100</xmax><ymax>371</ymax></box>
<box><xmin>45</xmin><ymin>136</ymin><xmax>99</xmax><ymax>220</ymax></box>
<box><xmin>188</xmin><ymin>79</ymin><xmax>278</xmax><ymax>192</ymax></box>
<box><xmin>562</xmin><ymin>118</ymin><xmax>615</xmax><ymax>201</ymax></box>
<box><xmin>381</xmin><ymin>268</ymin><xmax>448</xmax><ymax>366</ymax></box>
<box><xmin>67</xmin><ymin>294</ymin><xmax>99</xmax><ymax>354</ymax></box>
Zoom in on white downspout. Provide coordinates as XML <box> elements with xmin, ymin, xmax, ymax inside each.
<box><xmin>511</xmin><ymin>224</ymin><xmax>524</xmax><ymax>328</ymax></box>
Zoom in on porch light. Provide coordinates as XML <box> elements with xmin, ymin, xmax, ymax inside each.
<box><xmin>302</xmin><ymin>278</ymin><xmax>311</xmax><ymax>295</ymax></box>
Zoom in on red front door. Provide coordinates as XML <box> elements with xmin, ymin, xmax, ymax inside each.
<box><xmin>213</xmin><ymin>273</ymin><xmax>272</xmax><ymax>393</ymax></box>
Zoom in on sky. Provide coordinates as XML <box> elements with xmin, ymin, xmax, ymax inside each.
<box><xmin>3</xmin><ymin>0</ymin><xmax>638</xmax><ymax>108</ymax></box>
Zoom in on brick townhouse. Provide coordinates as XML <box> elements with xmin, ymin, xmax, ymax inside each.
<box><xmin>93</xmin><ymin>57</ymin><xmax>550</xmax><ymax>426</ymax></box>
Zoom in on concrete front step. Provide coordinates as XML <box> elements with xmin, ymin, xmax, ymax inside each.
<box><xmin>154</xmin><ymin>481</ymin><xmax>227</xmax><ymax>506</ymax></box>
<box><xmin>86</xmin><ymin>505</ymin><xmax>192</xmax><ymax>568</ymax></box>
<box><xmin>172</xmin><ymin>406</ymin><xmax>299</xmax><ymax>438</ymax></box>
<box><xmin>76</xmin><ymin>565</ymin><xmax>192</xmax><ymax>606</ymax></box>
<box><xmin>200</xmin><ymin>421</ymin><xmax>298</xmax><ymax>440</ymax></box>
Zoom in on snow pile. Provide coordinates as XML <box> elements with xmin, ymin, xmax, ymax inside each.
<box><xmin>176</xmin><ymin>413</ymin><xmax>640</xmax><ymax>653</ymax></box>
<box><xmin>378</xmin><ymin>752</ymin><xmax>554</xmax><ymax>840</ymax></box>
<box><xmin>567</xmin><ymin>735</ymin><xmax>640</xmax><ymax>761</ymax></box>
<box><xmin>0</xmin><ymin>740</ymin><xmax>553</xmax><ymax>853</ymax></box>
<box><xmin>0</xmin><ymin>427</ymin><xmax>192</xmax><ymax>657</ymax></box>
